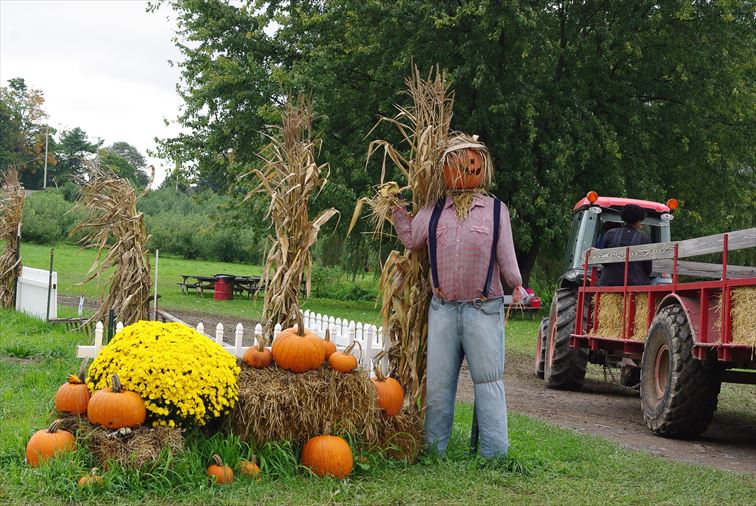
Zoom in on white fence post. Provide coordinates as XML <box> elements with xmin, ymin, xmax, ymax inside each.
<box><xmin>94</xmin><ymin>321</ymin><xmax>104</xmax><ymax>356</ymax></box>
<box><xmin>215</xmin><ymin>323</ymin><xmax>224</xmax><ymax>345</ymax></box>
<box><xmin>115</xmin><ymin>322</ymin><xmax>124</xmax><ymax>334</ymax></box>
<box><xmin>273</xmin><ymin>323</ymin><xmax>282</xmax><ymax>339</ymax></box>
<box><xmin>235</xmin><ymin>323</ymin><xmax>244</xmax><ymax>356</ymax></box>
<box><xmin>196</xmin><ymin>322</ymin><xmax>205</xmax><ymax>335</ymax></box>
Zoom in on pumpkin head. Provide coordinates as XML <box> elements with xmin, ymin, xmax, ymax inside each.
<box><xmin>301</xmin><ymin>434</ymin><xmax>353</xmax><ymax>479</ymax></box>
<box><xmin>55</xmin><ymin>360</ymin><xmax>90</xmax><ymax>415</ymax></box>
<box><xmin>328</xmin><ymin>340</ymin><xmax>360</xmax><ymax>373</ymax></box>
<box><xmin>239</xmin><ymin>455</ymin><xmax>261</xmax><ymax>479</ymax></box>
<box><xmin>243</xmin><ymin>334</ymin><xmax>273</xmax><ymax>369</ymax></box>
<box><xmin>443</xmin><ymin>148</ymin><xmax>484</xmax><ymax>190</ymax></box>
<box><xmin>371</xmin><ymin>364</ymin><xmax>404</xmax><ymax>416</ymax></box>
<box><xmin>321</xmin><ymin>328</ymin><xmax>337</xmax><ymax>361</ymax></box>
<box><xmin>87</xmin><ymin>374</ymin><xmax>146</xmax><ymax>429</ymax></box>
<box><xmin>271</xmin><ymin>319</ymin><xmax>323</xmax><ymax>373</ymax></box>
<box><xmin>207</xmin><ymin>454</ymin><xmax>234</xmax><ymax>485</ymax></box>
<box><xmin>77</xmin><ymin>468</ymin><xmax>104</xmax><ymax>489</ymax></box>
<box><xmin>25</xmin><ymin>419</ymin><xmax>76</xmax><ymax>467</ymax></box>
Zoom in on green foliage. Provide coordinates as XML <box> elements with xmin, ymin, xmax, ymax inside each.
<box><xmin>20</xmin><ymin>190</ymin><xmax>83</xmax><ymax>244</ymax></box>
<box><xmin>52</xmin><ymin>127</ymin><xmax>100</xmax><ymax>183</ymax></box>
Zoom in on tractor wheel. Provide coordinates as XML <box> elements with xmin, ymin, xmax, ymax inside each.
<box><xmin>534</xmin><ymin>317</ymin><xmax>549</xmax><ymax>379</ymax></box>
<box><xmin>640</xmin><ymin>304</ymin><xmax>722</xmax><ymax>438</ymax></box>
<box><xmin>544</xmin><ymin>288</ymin><xmax>588</xmax><ymax>390</ymax></box>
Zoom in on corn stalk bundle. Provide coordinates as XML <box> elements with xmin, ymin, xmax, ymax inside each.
<box><xmin>362</xmin><ymin>66</ymin><xmax>454</xmax><ymax>409</ymax></box>
<box><xmin>71</xmin><ymin>165</ymin><xmax>152</xmax><ymax>324</ymax></box>
<box><xmin>0</xmin><ymin>168</ymin><xmax>25</xmax><ymax>308</ymax></box>
<box><xmin>244</xmin><ymin>97</ymin><xmax>337</xmax><ymax>339</ymax></box>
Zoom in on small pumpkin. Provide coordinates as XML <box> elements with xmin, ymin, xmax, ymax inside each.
<box><xmin>271</xmin><ymin>314</ymin><xmax>323</xmax><ymax>373</ymax></box>
<box><xmin>238</xmin><ymin>455</ymin><xmax>261</xmax><ymax>479</ymax></box>
<box><xmin>328</xmin><ymin>340</ymin><xmax>361</xmax><ymax>373</ymax></box>
<box><xmin>77</xmin><ymin>468</ymin><xmax>104</xmax><ymax>489</ymax></box>
<box><xmin>372</xmin><ymin>363</ymin><xmax>404</xmax><ymax>416</ymax></box>
<box><xmin>55</xmin><ymin>359</ymin><xmax>90</xmax><ymax>415</ymax></box>
<box><xmin>320</xmin><ymin>328</ymin><xmax>337</xmax><ymax>361</ymax></box>
<box><xmin>442</xmin><ymin>147</ymin><xmax>485</xmax><ymax>190</ymax></box>
<box><xmin>243</xmin><ymin>334</ymin><xmax>273</xmax><ymax>369</ymax></box>
<box><xmin>207</xmin><ymin>454</ymin><xmax>234</xmax><ymax>485</ymax></box>
<box><xmin>25</xmin><ymin>419</ymin><xmax>76</xmax><ymax>467</ymax></box>
<box><xmin>301</xmin><ymin>433</ymin><xmax>353</xmax><ymax>479</ymax></box>
<box><xmin>87</xmin><ymin>374</ymin><xmax>146</xmax><ymax>429</ymax></box>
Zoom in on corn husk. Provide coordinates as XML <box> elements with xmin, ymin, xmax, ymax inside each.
<box><xmin>243</xmin><ymin>97</ymin><xmax>337</xmax><ymax>339</ymax></box>
<box><xmin>0</xmin><ymin>168</ymin><xmax>25</xmax><ymax>308</ymax></box>
<box><xmin>70</xmin><ymin>164</ymin><xmax>152</xmax><ymax>324</ymax></box>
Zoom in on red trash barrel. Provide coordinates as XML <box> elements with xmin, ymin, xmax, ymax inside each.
<box><xmin>214</xmin><ymin>275</ymin><xmax>235</xmax><ymax>301</ymax></box>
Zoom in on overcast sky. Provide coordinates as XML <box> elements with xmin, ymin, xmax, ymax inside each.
<box><xmin>1</xmin><ymin>0</ymin><xmax>184</xmax><ymax>186</ymax></box>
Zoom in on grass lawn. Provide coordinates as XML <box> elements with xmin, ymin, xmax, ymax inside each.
<box><xmin>1</xmin><ymin>309</ymin><xmax>754</xmax><ymax>505</ymax></box>
<box><xmin>20</xmin><ymin>242</ymin><xmax>385</xmax><ymax>325</ymax></box>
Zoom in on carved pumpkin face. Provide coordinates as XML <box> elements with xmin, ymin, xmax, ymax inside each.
<box><xmin>443</xmin><ymin>148</ymin><xmax>484</xmax><ymax>190</ymax></box>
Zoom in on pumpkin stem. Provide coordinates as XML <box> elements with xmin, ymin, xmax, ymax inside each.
<box><xmin>67</xmin><ymin>374</ymin><xmax>83</xmax><ymax>384</ymax></box>
<box><xmin>212</xmin><ymin>454</ymin><xmax>224</xmax><ymax>467</ymax></box>
<box><xmin>251</xmin><ymin>455</ymin><xmax>257</xmax><ymax>465</ymax></box>
<box><xmin>46</xmin><ymin>419</ymin><xmax>65</xmax><ymax>433</ymax></box>
<box><xmin>111</xmin><ymin>374</ymin><xmax>122</xmax><ymax>393</ymax></box>
<box><xmin>344</xmin><ymin>339</ymin><xmax>362</xmax><ymax>360</ymax></box>
<box><xmin>255</xmin><ymin>333</ymin><xmax>264</xmax><ymax>352</ymax></box>
<box><xmin>77</xmin><ymin>358</ymin><xmax>89</xmax><ymax>382</ymax></box>
<box><xmin>294</xmin><ymin>308</ymin><xmax>304</xmax><ymax>337</ymax></box>
<box><xmin>324</xmin><ymin>328</ymin><xmax>331</xmax><ymax>343</ymax></box>
<box><xmin>372</xmin><ymin>351</ymin><xmax>387</xmax><ymax>381</ymax></box>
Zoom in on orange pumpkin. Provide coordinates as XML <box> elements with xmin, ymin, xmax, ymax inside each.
<box><xmin>243</xmin><ymin>334</ymin><xmax>273</xmax><ymax>369</ymax></box>
<box><xmin>87</xmin><ymin>374</ymin><xmax>146</xmax><ymax>429</ymax></box>
<box><xmin>239</xmin><ymin>455</ymin><xmax>261</xmax><ymax>479</ymax></box>
<box><xmin>442</xmin><ymin>148</ymin><xmax>484</xmax><ymax>190</ymax></box>
<box><xmin>25</xmin><ymin>419</ymin><xmax>76</xmax><ymax>467</ymax></box>
<box><xmin>328</xmin><ymin>340</ymin><xmax>360</xmax><ymax>373</ymax></box>
<box><xmin>55</xmin><ymin>360</ymin><xmax>90</xmax><ymax>415</ymax></box>
<box><xmin>372</xmin><ymin>365</ymin><xmax>404</xmax><ymax>416</ymax></box>
<box><xmin>320</xmin><ymin>329</ymin><xmax>337</xmax><ymax>361</ymax></box>
<box><xmin>207</xmin><ymin>454</ymin><xmax>234</xmax><ymax>485</ymax></box>
<box><xmin>301</xmin><ymin>434</ymin><xmax>353</xmax><ymax>479</ymax></box>
<box><xmin>77</xmin><ymin>468</ymin><xmax>104</xmax><ymax>489</ymax></box>
<box><xmin>271</xmin><ymin>322</ymin><xmax>323</xmax><ymax>373</ymax></box>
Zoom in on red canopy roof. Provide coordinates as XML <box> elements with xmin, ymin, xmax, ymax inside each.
<box><xmin>573</xmin><ymin>196</ymin><xmax>670</xmax><ymax>213</ymax></box>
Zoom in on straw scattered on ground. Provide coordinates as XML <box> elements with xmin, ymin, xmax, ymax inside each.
<box><xmin>230</xmin><ymin>365</ymin><xmax>377</xmax><ymax>446</ymax></box>
<box><xmin>71</xmin><ymin>164</ymin><xmax>152</xmax><ymax>324</ymax></box>
<box><xmin>0</xmin><ymin>168</ymin><xmax>24</xmax><ymax>308</ymax></box>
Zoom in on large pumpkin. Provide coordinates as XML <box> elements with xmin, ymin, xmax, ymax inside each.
<box><xmin>301</xmin><ymin>434</ymin><xmax>353</xmax><ymax>479</ymax></box>
<box><xmin>25</xmin><ymin>419</ymin><xmax>76</xmax><ymax>467</ymax></box>
<box><xmin>271</xmin><ymin>324</ymin><xmax>323</xmax><ymax>373</ymax></box>
<box><xmin>55</xmin><ymin>374</ymin><xmax>90</xmax><ymax>416</ymax></box>
<box><xmin>372</xmin><ymin>365</ymin><xmax>404</xmax><ymax>416</ymax></box>
<box><xmin>243</xmin><ymin>334</ymin><xmax>273</xmax><ymax>369</ymax></box>
<box><xmin>442</xmin><ymin>148</ymin><xmax>484</xmax><ymax>190</ymax></box>
<box><xmin>87</xmin><ymin>374</ymin><xmax>146</xmax><ymax>429</ymax></box>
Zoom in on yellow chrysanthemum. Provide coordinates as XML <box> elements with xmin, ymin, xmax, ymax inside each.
<box><xmin>86</xmin><ymin>321</ymin><xmax>240</xmax><ymax>428</ymax></box>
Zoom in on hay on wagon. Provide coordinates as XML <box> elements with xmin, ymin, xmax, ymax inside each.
<box><xmin>590</xmin><ymin>293</ymin><xmax>650</xmax><ymax>340</ymax></box>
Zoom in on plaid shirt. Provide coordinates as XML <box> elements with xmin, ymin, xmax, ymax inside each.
<box><xmin>393</xmin><ymin>195</ymin><xmax>524</xmax><ymax>301</ymax></box>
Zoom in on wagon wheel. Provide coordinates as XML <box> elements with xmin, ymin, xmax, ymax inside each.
<box><xmin>640</xmin><ymin>304</ymin><xmax>722</xmax><ymax>438</ymax></box>
<box><xmin>534</xmin><ymin>316</ymin><xmax>549</xmax><ymax>379</ymax></box>
<box><xmin>544</xmin><ymin>288</ymin><xmax>589</xmax><ymax>390</ymax></box>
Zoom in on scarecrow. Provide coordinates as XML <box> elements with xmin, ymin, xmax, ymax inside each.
<box><xmin>391</xmin><ymin>133</ymin><xmax>527</xmax><ymax>458</ymax></box>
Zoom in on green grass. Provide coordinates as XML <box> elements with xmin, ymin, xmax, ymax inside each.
<box><xmin>1</xmin><ymin>309</ymin><xmax>754</xmax><ymax>505</ymax></box>
<box><xmin>20</xmin><ymin>242</ymin><xmax>384</xmax><ymax>325</ymax></box>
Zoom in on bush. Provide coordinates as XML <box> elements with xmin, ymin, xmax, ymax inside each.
<box><xmin>21</xmin><ymin>190</ymin><xmax>82</xmax><ymax>244</ymax></box>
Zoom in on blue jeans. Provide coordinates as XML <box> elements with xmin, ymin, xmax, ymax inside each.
<box><xmin>426</xmin><ymin>295</ymin><xmax>508</xmax><ymax>457</ymax></box>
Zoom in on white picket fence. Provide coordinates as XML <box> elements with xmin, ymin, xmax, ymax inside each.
<box><xmin>76</xmin><ymin>310</ymin><xmax>387</xmax><ymax>372</ymax></box>
<box><xmin>15</xmin><ymin>266</ymin><xmax>57</xmax><ymax>320</ymax></box>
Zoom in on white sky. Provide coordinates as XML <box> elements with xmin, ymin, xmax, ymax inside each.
<box><xmin>0</xmin><ymin>0</ymin><xmax>185</xmax><ymax>186</ymax></box>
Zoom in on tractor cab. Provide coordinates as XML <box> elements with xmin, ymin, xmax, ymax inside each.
<box><xmin>559</xmin><ymin>192</ymin><xmax>677</xmax><ymax>287</ymax></box>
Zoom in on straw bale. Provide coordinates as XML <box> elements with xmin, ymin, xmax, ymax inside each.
<box><xmin>230</xmin><ymin>365</ymin><xmax>377</xmax><ymax>446</ymax></box>
<box><xmin>0</xmin><ymin>168</ymin><xmax>24</xmax><ymax>308</ymax></box>
<box><xmin>633</xmin><ymin>294</ymin><xmax>649</xmax><ymax>341</ymax></box>
<box><xmin>730</xmin><ymin>287</ymin><xmax>756</xmax><ymax>349</ymax></box>
<box><xmin>590</xmin><ymin>293</ymin><xmax>623</xmax><ymax>338</ymax></box>
<box><xmin>58</xmin><ymin>417</ymin><xmax>182</xmax><ymax>468</ymax></box>
<box><xmin>361</xmin><ymin>409</ymin><xmax>424</xmax><ymax>463</ymax></box>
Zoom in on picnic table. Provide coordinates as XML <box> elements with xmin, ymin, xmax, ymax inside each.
<box><xmin>178</xmin><ymin>274</ymin><xmax>266</xmax><ymax>298</ymax></box>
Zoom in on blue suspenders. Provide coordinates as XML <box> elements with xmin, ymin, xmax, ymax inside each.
<box><xmin>428</xmin><ymin>197</ymin><xmax>502</xmax><ymax>299</ymax></box>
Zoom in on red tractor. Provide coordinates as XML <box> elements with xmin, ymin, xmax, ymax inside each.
<box><xmin>535</xmin><ymin>192</ymin><xmax>756</xmax><ymax>438</ymax></box>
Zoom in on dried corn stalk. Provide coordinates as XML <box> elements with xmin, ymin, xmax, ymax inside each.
<box><xmin>365</xmin><ymin>66</ymin><xmax>455</xmax><ymax>409</ymax></box>
<box><xmin>71</xmin><ymin>164</ymin><xmax>152</xmax><ymax>324</ymax></box>
<box><xmin>0</xmin><ymin>168</ymin><xmax>25</xmax><ymax>308</ymax></box>
<box><xmin>244</xmin><ymin>97</ymin><xmax>337</xmax><ymax>339</ymax></box>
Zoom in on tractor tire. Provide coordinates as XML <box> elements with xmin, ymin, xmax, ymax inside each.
<box><xmin>544</xmin><ymin>288</ymin><xmax>589</xmax><ymax>390</ymax></box>
<box><xmin>534</xmin><ymin>317</ymin><xmax>549</xmax><ymax>379</ymax></box>
<box><xmin>640</xmin><ymin>304</ymin><xmax>722</xmax><ymax>438</ymax></box>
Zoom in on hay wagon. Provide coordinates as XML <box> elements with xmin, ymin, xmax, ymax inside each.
<box><xmin>559</xmin><ymin>227</ymin><xmax>756</xmax><ymax>438</ymax></box>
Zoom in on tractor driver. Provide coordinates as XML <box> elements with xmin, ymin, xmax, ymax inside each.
<box><xmin>597</xmin><ymin>204</ymin><xmax>652</xmax><ymax>286</ymax></box>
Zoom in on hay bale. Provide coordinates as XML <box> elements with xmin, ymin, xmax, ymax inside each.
<box><xmin>362</xmin><ymin>409</ymin><xmax>424</xmax><ymax>463</ymax></box>
<box><xmin>230</xmin><ymin>365</ymin><xmax>377</xmax><ymax>446</ymax></box>
<box><xmin>632</xmin><ymin>294</ymin><xmax>649</xmax><ymax>341</ymax></box>
<box><xmin>730</xmin><ymin>287</ymin><xmax>756</xmax><ymax>349</ymax></box>
<box><xmin>591</xmin><ymin>294</ymin><xmax>623</xmax><ymax>338</ymax></box>
<box><xmin>58</xmin><ymin>417</ymin><xmax>183</xmax><ymax>468</ymax></box>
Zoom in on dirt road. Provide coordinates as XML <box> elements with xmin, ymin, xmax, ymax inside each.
<box><xmin>63</xmin><ymin>297</ymin><xmax>756</xmax><ymax>475</ymax></box>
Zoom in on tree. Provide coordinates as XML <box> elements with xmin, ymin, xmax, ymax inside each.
<box><xmin>106</xmin><ymin>142</ymin><xmax>151</xmax><ymax>187</ymax></box>
<box><xmin>53</xmin><ymin>127</ymin><xmax>101</xmax><ymax>183</ymax></box>
<box><xmin>155</xmin><ymin>0</ymin><xmax>755</xmax><ymax>283</ymax></box>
